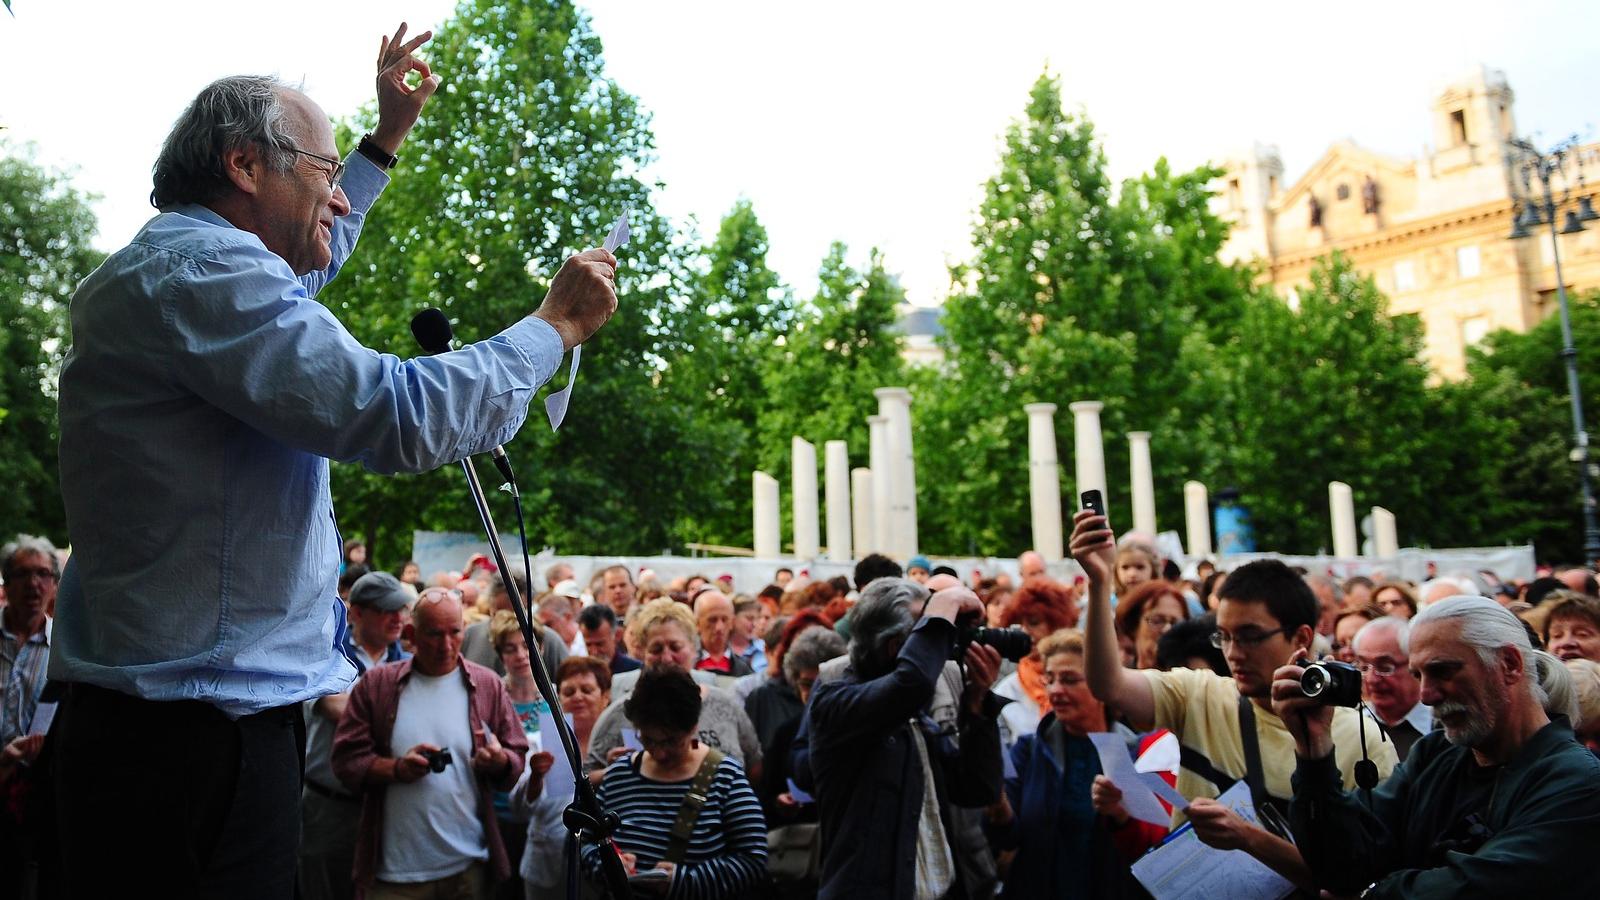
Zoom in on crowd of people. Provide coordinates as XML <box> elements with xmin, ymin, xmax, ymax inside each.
<box><xmin>6</xmin><ymin>526</ymin><xmax>1600</xmax><ymax>899</ymax></box>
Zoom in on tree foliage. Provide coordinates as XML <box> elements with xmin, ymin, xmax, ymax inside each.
<box><xmin>918</xmin><ymin>72</ymin><xmax>1253</xmax><ymax>555</ymax></box>
<box><xmin>665</xmin><ymin>199</ymin><xmax>792</xmax><ymax>549</ymax></box>
<box><xmin>321</xmin><ymin>0</ymin><xmax>717</xmax><ymax>562</ymax></box>
<box><xmin>0</xmin><ymin>148</ymin><xmax>102</xmax><ymax>544</ymax></box>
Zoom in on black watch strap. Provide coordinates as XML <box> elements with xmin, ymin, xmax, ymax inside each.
<box><xmin>357</xmin><ymin>133</ymin><xmax>398</xmax><ymax>170</ymax></box>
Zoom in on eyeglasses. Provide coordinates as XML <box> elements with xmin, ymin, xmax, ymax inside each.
<box><xmin>417</xmin><ymin>587</ymin><xmax>462</xmax><ymax>605</ymax></box>
<box><xmin>1354</xmin><ymin>659</ymin><xmax>1404</xmax><ymax>678</ymax></box>
<box><xmin>1210</xmin><ymin>626</ymin><xmax>1292</xmax><ymax>649</ymax></box>
<box><xmin>7</xmin><ymin>567</ymin><xmax>57</xmax><ymax>583</ymax></box>
<box><xmin>1143</xmin><ymin>615</ymin><xmax>1182</xmax><ymax>632</ymax></box>
<box><xmin>287</xmin><ymin>145</ymin><xmax>345</xmax><ymax>190</ymax></box>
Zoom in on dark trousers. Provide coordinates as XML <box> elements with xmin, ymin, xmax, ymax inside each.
<box><xmin>51</xmin><ymin>683</ymin><xmax>305</xmax><ymax>900</ymax></box>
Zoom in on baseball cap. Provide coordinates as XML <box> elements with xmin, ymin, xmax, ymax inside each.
<box><xmin>552</xmin><ymin>579</ymin><xmax>583</xmax><ymax>600</ymax></box>
<box><xmin>349</xmin><ymin>571</ymin><xmax>411</xmax><ymax>612</ymax></box>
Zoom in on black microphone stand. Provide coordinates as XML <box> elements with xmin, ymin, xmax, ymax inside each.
<box><xmin>413</xmin><ymin>311</ymin><xmax>631</xmax><ymax>900</ymax></box>
<box><xmin>455</xmin><ymin>459</ymin><xmax>632</xmax><ymax>900</ymax></box>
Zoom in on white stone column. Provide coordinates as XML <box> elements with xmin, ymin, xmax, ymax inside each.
<box><xmin>792</xmin><ymin>438</ymin><xmax>820</xmax><ymax>560</ymax></box>
<box><xmin>875</xmin><ymin>388</ymin><xmax>918</xmax><ymax>559</ymax></box>
<box><xmin>1025</xmin><ymin>403</ymin><xmax>1064</xmax><ymax>562</ymax></box>
<box><xmin>1184</xmin><ymin>481</ymin><xmax>1211</xmax><ymax>559</ymax></box>
<box><xmin>824</xmin><ymin>441</ymin><xmax>852</xmax><ymax>562</ymax></box>
<box><xmin>1372</xmin><ymin>506</ymin><xmax>1399</xmax><ymax>558</ymax></box>
<box><xmin>1128</xmin><ymin>431</ymin><xmax>1157</xmax><ymax>537</ymax></box>
<box><xmin>753</xmin><ymin>472</ymin><xmax>780</xmax><ymax>559</ymax></box>
<box><xmin>851</xmin><ymin>468</ymin><xmax>874</xmax><ymax>559</ymax></box>
<box><xmin>868</xmin><ymin>415</ymin><xmax>891</xmax><ymax>555</ymax></box>
<box><xmin>1069</xmin><ymin>401</ymin><xmax>1107</xmax><ymax>508</ymax></box>
<box><xmin>1329</xmin><ymin>481</ymin><xmax>1358</xmax><ymax>558</ymax></box>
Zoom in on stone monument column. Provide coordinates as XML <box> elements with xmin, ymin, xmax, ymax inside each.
<box><xmin>1184</xmin><ymin>481</ymin><xmax>1211</xmax><ymax>559</ymax></box>
<box><xmin>824</xmin><ymin>440</ymin><xmax>852</xmax><ymax>562</ymax></box>
<box><xmin>792</xmin><ymin>438</ymin><xmax>819</xmax><ymax>560</ymax></box>
<box><xmin>868</xmin><ymin>415</ymin><xmax>891</xmax><ymax>556</ymax></box>
<box><xmin>1329</xmin><ymin>481</ymin><xmax>1358</xmax><ymax>558</ymax></box>
<box><xmin>875</xmin><ymin>388</ymin><xmax>918</xmax><ymax>559</ymax></box>
<box><xmin>1025</xmin><ymin>403</ymin><xmax>1063</xmax><ymax>562</ymax></box>
<box><xmin>1069</xmin><ymin>401</ymin><xmax>1108</xmax><ymax>509</ymax></box>
<box><xmin>1128</xmin><ymin>431</ymin><xmax>1156</xmax><ymax>537</ymax></box>
<box><xmin>851</xmin><ymin>467</ymin><xmax>874</xmax><ymax>559</ymax></box>
<box><xmin>753</xmin><ymin>472</ymin><xmax>780</xmax><ymax>559</ymax></box>
<box><xmin>1372</xmin><ymin>506</ymin><xmax>1399</xmax><ymax>558</ymax></box>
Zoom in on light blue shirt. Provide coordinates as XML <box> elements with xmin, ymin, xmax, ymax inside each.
<box><xmin>52</xmin><ymin>152</ymin><xmax>565</xmax><ymax>718</ymax></box>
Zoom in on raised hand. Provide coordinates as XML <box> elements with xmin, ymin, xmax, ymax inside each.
<box><xmin>371</xmin><ymin>22</ymin><xmax>441</xmax><ymax>154</ymax></box>
<box><xmin>523</xmin><ymin>750</ymin><xmax>556</xmax><ymax>800</ymax></box>
<box><xmin>534</xmin><ymin>249</ymin><xmax>619</xmax><ymax>349</ymax></box>
<box><xmin>472</xmin><ymin>725</ymin><xmax>511</xmax><ymax>777</ymax></box>
<box><xmin>1069</xmin><ymin>508</ymin><xmax>1115</xmax><ymax>589</ymax></box>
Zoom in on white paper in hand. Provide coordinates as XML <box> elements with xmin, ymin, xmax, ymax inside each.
<box><xmin>621</xmin><ymin>727</ymin><xmax>644</xmax><ymax>752</ymax></box>
<box><xmin>543</xmin><ymin>209</ymin><xmax>629</xmax><ymax>431</ymax></box>
<box><xmin>1088</xmin><ymin>731</ymin><xmax>1172</xmax><ymax>827</ymax></box>
<box><xmin>534</xmin><ymin>710</ymin><xmax>578</xmax><ymax>799</ymax></box>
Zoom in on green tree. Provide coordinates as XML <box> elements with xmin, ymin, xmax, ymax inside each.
<box><xmin>919</xmin><ymin>71</ymin><xmax>1252</xmax><ymax>555</ymax></box>
<box><xmin>756</xmin><ymin>243</ymin><xmax>906</xmax><ymax>545</ymax></box>
<box><xmin>322</xmin><ymin>0</ymin><xmax>716</xmax><ymax>561</ymax></box>
<box><xmin>667</xmin><ymin>199</ymin><xmax>792</xmax><ymax>549</ymax></box>
<box><xmin>1195</xmin><ymin>254</ymin><xmax>1435</xmax><ymax>553</ymax></box>
<box><xmin>0</xmin><ymin>147</ymin><xmax>102</xmax><ymax>543</ymax></box>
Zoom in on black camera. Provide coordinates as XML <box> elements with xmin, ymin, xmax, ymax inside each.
<box><xmin>422</xmin><ymin>748</ymin><xmax>453</xmax><ymax>773</ymax></box>
<box><xmin>1300</xmin><ymin>660</ymin><xmax>1362</xmax><ymax>707</ymax></box>
<box><xmin>953</xmin><ymin>625</ymin><xmax>1033</xmax><ymax>663</ymax></box>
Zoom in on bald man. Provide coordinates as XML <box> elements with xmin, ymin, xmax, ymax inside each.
<box><xmin>692</xmin><ymin>590</ymin><xmax>753</xmax><ymax>678</ymax></box>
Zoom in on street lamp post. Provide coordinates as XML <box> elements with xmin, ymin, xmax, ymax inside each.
<box><xmin>1506</xmin><ymin>136</ymin><xmax>1600</xmax><ymax>565</ymax></box>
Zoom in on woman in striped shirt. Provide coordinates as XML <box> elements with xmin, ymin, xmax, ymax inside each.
<box><xmin>583</xmin><ymin>666</ymin><xmax>767</xmax><ymax>899</ymax></box>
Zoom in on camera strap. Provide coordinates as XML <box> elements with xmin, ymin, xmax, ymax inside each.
<box><xmin>664</xmin><ymin>748</ymin><xmax>724</xmax><ymax>866</ymax></box>
<box><xmin>1237</xmin><ymin>696</ymin><xmax>1291</xmax><ymax>840</ymax></box>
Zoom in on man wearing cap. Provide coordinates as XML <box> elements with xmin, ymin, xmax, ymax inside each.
<box><xmin>538</xmin><ymin>580</ymin><xmax>587</xmax><ymax>655</ymax></box>
<box><xmin>300</xmin><ymin>571</ymin><xmax>412</xmax><ymax>900</ymax></box>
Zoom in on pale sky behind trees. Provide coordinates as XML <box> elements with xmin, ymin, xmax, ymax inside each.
<box><xmin>0</xmin><ymin>0</ymin><xmax>1592</xmax><ymax>307</ymax></box>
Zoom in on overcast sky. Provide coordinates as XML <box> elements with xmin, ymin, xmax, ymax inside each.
<box><xmin>1</xmin><ymin>0</ymin><xmax>1592</xmax><ymax>307</ymax></box>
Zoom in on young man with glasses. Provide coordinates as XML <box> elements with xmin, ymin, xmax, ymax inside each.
<box><xmin>1070</xmin><ymin>510</ymin><xmax>1396</xmax><ymax>892</ymax></box>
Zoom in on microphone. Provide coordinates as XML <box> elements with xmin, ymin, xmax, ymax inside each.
<box><xmin>410</xmin><ymin>308</ymin><xmax>518</xmax><ymax>489</ymax></box>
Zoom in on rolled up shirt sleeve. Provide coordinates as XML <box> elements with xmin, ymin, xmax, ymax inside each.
<box><xmin>162</xmin><ymin>240</ymin><xmax>564</xmax><ymax>475</ymax></box>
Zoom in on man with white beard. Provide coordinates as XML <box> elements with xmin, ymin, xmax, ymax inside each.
<box><xmin>1273</xmin><ymin>596</ymin><xmax>1600</xmax><ymax>898</ymax></box>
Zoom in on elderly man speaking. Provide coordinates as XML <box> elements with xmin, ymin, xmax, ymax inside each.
<box><xmin>48</xmin><ymin>22</ymin><xmax>618</xmax><ymax>899</ymax></box>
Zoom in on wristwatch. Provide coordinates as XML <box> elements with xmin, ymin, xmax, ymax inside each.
<box><xmin>357</xmin><ymin>133</ymin><xmax>398</xmax><ymax>170</ymax></box>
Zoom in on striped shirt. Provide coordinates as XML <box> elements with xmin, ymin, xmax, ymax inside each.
<box><xmin>584</xmin><ymin>753</ymin><xmax>767</xmax><ymax>900</ymax></box>
<box><xmin>0</xmin><ymin>617</ymin><xmax>51</xmax><ymax>745</ymax></box>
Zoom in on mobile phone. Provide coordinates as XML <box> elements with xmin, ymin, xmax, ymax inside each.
<box><xmin>1080</xmin><ymin>489</ymin><xmax>1105</xmax><ymax>519</ymax></box>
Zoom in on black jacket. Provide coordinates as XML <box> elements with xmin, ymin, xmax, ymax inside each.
<box><xmin>801</xmin><ymin>616</ymin><xmax>1003</xmax><ymax>900</ymax></box>
<box><xmin>1289</xmin><ymin>717</ymin><xmax>1600</xmax><ymax>898</ymax></box>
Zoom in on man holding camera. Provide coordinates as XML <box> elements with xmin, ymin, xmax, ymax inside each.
<box><xmin>333</xmin><ymin>589</ymin><xmax>529</xmax><ymax>898</ymax></box>
<box><xmin>803</xmin><ymin>577</ymin><xmax>1005</xmax><ymax>900</ymax></box>
<box><xmin>1273</xmin><ymin>595</ymin><xmax>1600</xmax><ymax>898</ymax></box>
<box><xmin>1071</xmin><ymin>510</ymin><xmax>1396</xmax><ymax>890</ymax></box>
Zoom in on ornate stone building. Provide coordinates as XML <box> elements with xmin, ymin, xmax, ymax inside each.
<box><xmin>1215</xmin><ymin>66</ymin><xmax>1600</xmax><ymax>379</ymax></box>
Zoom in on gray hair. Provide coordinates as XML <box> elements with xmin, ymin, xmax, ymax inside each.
<box><xmin>847</xmin><ymin>577</ymin><xmax>929</xmax><ymax>674</ymax></box>
<box><xmin>1352</xmin><ymin>615</ymin><xmax>1410</xmax><ymax>655</ymax></box>
<box><xmin>1410</xmin><ymin>595</ymin><xmax>1544</xmax><ymax>706</ymax></box>
<box><xmin>1305</xmin><ymin>573</ymin><xmax>1344</xmax><ymax>604</ymax></box>
<box><xmin>2</xmin><ymin>535</ymin><xmax>59</xmax><ymax>580</ymax></box>
<box><xmin>151</xmin><ymin>75</ymin><xmax>299</xmax><ymax>210</ymax></box>
<box><xmin>783</xmin><ymin>626</ymin><xmax>846</xmax><ymax>685</ymax></box>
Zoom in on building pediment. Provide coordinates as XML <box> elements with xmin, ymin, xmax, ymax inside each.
<box><xmin>1276</xmin><ymin>141</ymin><xmax>1414</xmax><ymax>212</ymax></box>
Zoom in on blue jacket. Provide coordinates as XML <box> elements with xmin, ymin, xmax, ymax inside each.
<box><xmin>998</xmin><ymin>714</ymin><xmax>1125</xmax><ymax>899</ymax></box>
<box><xmin>802</xmin><ymin>617</ymin><xmax>1003</xmax><ymax>900</ymax></box>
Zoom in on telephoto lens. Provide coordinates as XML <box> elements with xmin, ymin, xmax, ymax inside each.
<box><xmin>957</xmin><ymin>626</ymin><xmax>1034</xmax><ymax>663</ymax></box>
<box><xmin>1300</xmin><ymin>660</ymin><xmax>1363</xmax><ymax>707</ymax></box>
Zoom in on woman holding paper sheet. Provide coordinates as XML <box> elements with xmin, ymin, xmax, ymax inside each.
<box><xmin>510</xmin><ymin>655</ymin><xmax>613</xmax><ymax>899</ymax></box>
<box><xmin>991</xmin><ymin>629</ymin><xmax>1142</xmax><ymax>899</ymax></box>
